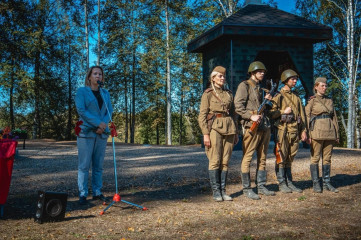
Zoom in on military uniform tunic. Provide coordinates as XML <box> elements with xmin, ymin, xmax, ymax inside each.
<box><xmin>305</xmin><ymin>95</ymin><xmax>339</xmax><ymax>165</ymax></box>
<box><xmin>234</xmin><ymin>79</ymin><xmax>271</xmax><ymax>173</ymax></box>
<box><xmin>270</xmin><ymin>88</ymin><xmax>307</xmax><ymax>168</ymax></box>
<box><xmin>198</xmin><ymin>87</ymin><xmax>237</xmax><ymax>170</ymax></box>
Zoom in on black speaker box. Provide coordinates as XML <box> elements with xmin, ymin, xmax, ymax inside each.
<box><xmin>34</xmin><ymin>191</ymin><xmax>68</xmax><ymax>224</ymax></box>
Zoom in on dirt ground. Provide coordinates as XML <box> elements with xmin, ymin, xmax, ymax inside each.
<box><xmin>0</xmin><ymin>139</ymin><xmax>360</xmax><ymax>240</ymax></box>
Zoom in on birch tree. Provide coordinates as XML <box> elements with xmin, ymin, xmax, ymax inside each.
<box><xmin>214</xmin><ymin>0</ymin><xmax>240</xmax><ymax>17</ymax></box>
<box><xmin>297</xmin><ymin>0</ymin><xmax>360</xmax><ymax>148</ymax></box>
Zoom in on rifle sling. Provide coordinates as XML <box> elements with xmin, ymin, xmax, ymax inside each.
<box><xmin>280</xmin><ymin>91</ymin><xmax>299</xmax><ymax>117</ymax></box>
<box><xmin>314</xmin><ymin>96</ymin><xmax>332</xmax><ymax>114</ymax></box>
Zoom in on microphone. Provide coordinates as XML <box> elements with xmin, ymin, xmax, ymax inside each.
<box><xmin>97</xmin><ymin>80</ymin><xmax>104</xmax><ymax>87</ymax></box>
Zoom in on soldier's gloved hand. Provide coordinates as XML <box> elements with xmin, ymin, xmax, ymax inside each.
<box><xmin>204</xmin><ymin>134</ymin><xmax>211</xmax><ymax>148</ymax></box>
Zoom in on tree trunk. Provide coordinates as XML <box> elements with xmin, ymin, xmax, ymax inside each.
<box><xmin>67</xmin><ymin>40</ymin><xmax>72</xmax><ymax>140</ymax></box>
<box><xmin>10</xmin><ymin>58</ymin><xmax>15</xmax><ymax>129</ymax></box>
<box><xmin>131</xmin><ymin>48</ymin><xmax>136</xmax><ymax>143</ymax></box>
<box><xmin>97</xmin><ymin>0</ymin><xmax>100</xmax><ymax>66</ymax></box>
<box><xmin>124</xmin><ymin>65</ymin><xmax>128</xmax><ymax>143</ymax></box>
<box><xmin>346</xmin><ymin>0</ymin><xmax>355</xmax><ymax>148</ymax></box>
<box><xmin>356</xmin><ymin>114</ymin><xmax>360</xmax><ymax>148</ymax></box>
<box><xmin>179</xmin><ymin>90</ymin><xmax>183</xmax><ymax>145</ymax></box>
<box><xmin>34</xmin><ymin>50</ymin><xmax>41</xmax><ymax>138</ymax></box>
<box><xmin>84</xmin><ymin>0</ymin><xmax>89</xmax><ymax>69</ymax></box>
<box><xmin>165</xmin><ymin>0</ymin><xmax>172</xmax><ymax>145</ymax></box>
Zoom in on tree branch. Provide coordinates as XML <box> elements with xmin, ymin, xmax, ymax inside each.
<box><xmin>353</xmin><ymin>35</ymin><xmax>361</xmax><ymax>84</ymax></box>
<box><xmin>340</xmin><ymin>113</ymin><xmax>347</xmax><ymax>133</ymax></box>
<box><xmin>215</xmin><ymin>0</ymin><xmax>229</xmax><ymax>17</ymax></box>
<box><xmin>327</xmin><ymin>42</ymin><xmax>348</xmax><ymax>70</ymax></box>
<box><xmin>326</xmin><ymin>65</ymin><xmax>348</xmax><ymax>92</ymax></box>
<box><xmin>326</xmin><ymin>0</ymin><xmax>347</xmax><ymax>13</ymax></box>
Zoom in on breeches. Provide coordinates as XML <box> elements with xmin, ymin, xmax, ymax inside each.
<box><xmin>310</xmin><ymin>139</ymin><xmax>334</xmax><ymax>165</ymax></box>
<box><xmin>241</xmin><ymin>128</ymin><xmax>271</xmax><ymax>173</ymax></box>
<box><xmin>206</xmin><ymin>130</ymin><xmax>235</xmax><ymax>171</ymax></box>
<box><xmin>278</xmin><ymin>131</ymin><xmax>299</xmax><ymax>168</ymax></box>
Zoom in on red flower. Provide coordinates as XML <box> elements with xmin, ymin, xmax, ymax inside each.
<box><xmin>74</xmin><ymin>120</ymin><xmax>83</xmax><ymax>136</ymax></box>
<box><xmin>110</xmin><ymin>122</ymin><xmax>117</xmax><ymax>137</ymax></box>
<box><xmin>3</xmin><ymin>126</ymin><xmax>11</xmax><ymax>135</ymax></box>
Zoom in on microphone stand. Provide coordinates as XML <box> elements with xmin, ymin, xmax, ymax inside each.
<box><xmin>97</xmin><ymin>81</ymin><xmax>147</xmax><ymax>214</ymax></box>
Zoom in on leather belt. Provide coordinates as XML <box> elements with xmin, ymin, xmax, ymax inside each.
<box><xmin>315</xmin><ymin>114</ymin><xmax>331</xmax><ymax>119</ymax></box>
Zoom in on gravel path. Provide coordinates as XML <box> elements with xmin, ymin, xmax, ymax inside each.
<box><xmin>1</xmin><ymin>139</ymin><xmax>360</xmax><ymax>239</ymax></box>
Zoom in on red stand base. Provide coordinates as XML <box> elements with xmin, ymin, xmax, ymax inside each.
<box><xmin>100</xmin><ymin>193</ymin><xmax>147</xmax><ymax>215</ymax></box>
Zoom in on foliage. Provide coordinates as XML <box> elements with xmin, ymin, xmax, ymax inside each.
<box><xmin>296</xmin><ymin>0</ymin><xmax>361</xmax><ymax>148</ymax></box>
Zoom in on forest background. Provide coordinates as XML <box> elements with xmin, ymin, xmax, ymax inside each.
<box><xmin>0</xmin><ymin>0</ymin><xmax>360</xmax><ymax>148</ymax></box>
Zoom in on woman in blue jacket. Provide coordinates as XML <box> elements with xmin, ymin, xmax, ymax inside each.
<box><xmin>75</xmin><ymin>66</ymin><xmax>113</xmax><ymax>205</ymax></box>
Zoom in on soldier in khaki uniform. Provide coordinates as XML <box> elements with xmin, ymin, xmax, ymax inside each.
<box><xmin>270</xmin><ymin>69</ymin><xmax>307</xmax><ymax>193</ymax></box>
<box><xmin>198</xmin><ymin>66</ymin><xmax>238</xmax><ymax>202</ymax></box>
<box><xmin>305</xmin><ymin>77</ymin><xmax>339</xmax><ymax>193</ymax></box>
<box><xmin>234</xmin><ymin>61</ymin><xmax>275</xmax><ymax>200</ymax></box>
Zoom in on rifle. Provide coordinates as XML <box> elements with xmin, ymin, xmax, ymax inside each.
<box><xmin>249</xmin><ymin>80</ymin><xmax>278</xmax><ymax>135</ymax></box>
<box><xmin>273</xmin><ymin>128</ymin><xmax>284</xmax><ymax>164</ymax></box>
<box><xmin>274</xmin><ymin>142</ymin><xmax>284</xmax><ymax>164</ymax></box>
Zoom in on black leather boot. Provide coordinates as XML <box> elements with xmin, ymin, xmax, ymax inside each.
<box><xmin>209</xmin><ymin>170</ymin><xmax>223</xmax><ymax>201</ymax></box>
<box><xmin>285</xmin><ymin>167</ymin><xmax>303</xmax><ymax>193</ymax></box>
<box><xmin>241</xmin><ymin>173</ymin><xmax>260</xmax><ymax>200</ymax></box>
<box><xmin>322</xmin><ymin>165</ymin><xmax>339</xmax><ymax>193</ymax></box>
<box><xmin>220</xmin><ymin>171</ymin><xmax>232</xmax><ymax>201</ymax></box>
<box><xmin>310</xmin><ymin>164</ymin><xmax>322</xmax><ymax>193</ymax></box>
<box><xmin>257</xmin><ymin>170</ymin><xmax>275</xmax><ymax>196</ymax></box>
<box><xmin>276</xmin><ymin>167</ymin><xmax>292</xmax><ymax>193</ymax></box>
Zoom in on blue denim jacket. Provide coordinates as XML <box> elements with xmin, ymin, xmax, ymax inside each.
<box><xmin>75</xmin><ymin>86</ymin><xmax>113</xmax><ymax>139</ymax></box>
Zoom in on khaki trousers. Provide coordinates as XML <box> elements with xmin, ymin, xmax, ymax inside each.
<box><xmin>311</xmin><ymin>139</ymin><xmax>334</xmax><ymax>165</ymax></box>
<box><xmin>278</xmin><ymin>131</ymin><xmax>299</xmax><ymax>168</ymax></box>
<box><xmin>206</xmin><ymin>130</ymin><xmax>235</xmax><ymax>170</ymax></box>
<box><xmin>241</xmin><ymin>128</ymin><xmax>271</xmax><ymax>173</ymax></box>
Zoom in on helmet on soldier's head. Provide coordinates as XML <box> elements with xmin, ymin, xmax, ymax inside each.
<box><xmin>248</xmin><ymin>61</ymin><xmax>267</xmax><ymax>74</ymax></box>
<box><xmin>281</xmin><ymin>69</ymin><xmax>298</xmax><ymax>83</ymax></box>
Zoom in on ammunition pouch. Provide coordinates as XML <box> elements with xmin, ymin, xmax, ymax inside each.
<box><xmin>280</xmin><ymin>114</ymin><xmax>296</xmax><ymax>123</ymax></box>
<box><xmin>207</xmin><ymin>113</ymin><xmax>216</xmax><ymax>133</ymax></box>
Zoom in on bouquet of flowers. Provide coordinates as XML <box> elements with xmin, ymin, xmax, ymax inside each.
<box><xmin>0</xmin><ymin>127</ymin><xmax>27</xmax><ymax>140</ymax></box>
<box><xmin>0</xmin><ymin>127</ymin><xmax>12</xmax><ymax>140</ymax></box>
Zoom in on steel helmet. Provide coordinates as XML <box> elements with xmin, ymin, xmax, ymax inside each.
<box><xmin>281</xmin><ymin>69</ymin><xmax>298</xmax><ymax>83</ymax></box>
<box><xmin>248</xmin><ymin>61</ymin><xmax>267</xmax><ymax>74</ymax></box>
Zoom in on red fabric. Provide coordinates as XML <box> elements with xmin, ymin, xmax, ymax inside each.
<box><xmin>74</xmin><ymin>120</ymin><xmax>83</xmax><ymax>136</ymax></box>
<box><xmin>110</xmin><ymin>122</ymin><xmax>118</xmax><ymax>137</ymax></box>
<box><xmin>0</xmin><ymin>140</ymin><xmax>17</xmax><ymax>204</ymax></box>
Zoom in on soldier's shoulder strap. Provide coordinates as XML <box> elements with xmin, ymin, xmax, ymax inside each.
<box><xmin>308</xmin><ymin>95</ymin><xmax>316</xmax><ymax>101</ymax></box>
<box><xmin>204</xmin><ymin>88</ymin><xmax>213</xmax><ymax>93</ymax></box>
<box><xmin>246</xmin><ymin>79</ymin><xmax>256</xmax><ymax>88</ymax></box>
<box><xmin>314</xmin><ymin>95</ymin><xmax>332</xmax><ymax>113</ymax></box>
<box><xmin>280</xmin><ymin>91</ymin><xmax>300</xmax><ymax>116</ymax></box>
